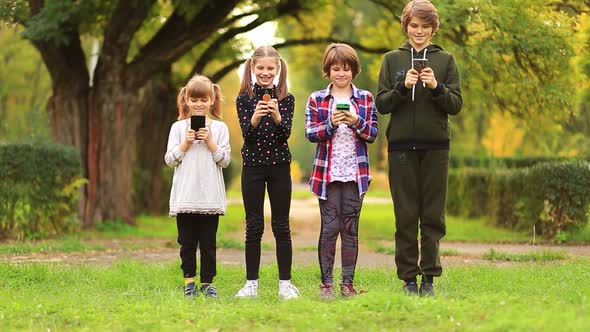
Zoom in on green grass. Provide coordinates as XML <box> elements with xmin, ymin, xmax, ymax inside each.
<box><xmin>482</xmin><ymin>249</ymin><xmax>568</xmax><ymax>262</ymax></box>
<box><xmin>0</xmin><ymin>260</ymin><xmax>588</xmax><ymax>331</ymax></box>
<box><xmin>370</xmin><ymin>243</ymin><xmax>461</xmax><ymax>257</ymax></box>
<box><xmin>360</xmin><ymin>203</ymin><xmax>531</xmax><ymax>243</ymax></box>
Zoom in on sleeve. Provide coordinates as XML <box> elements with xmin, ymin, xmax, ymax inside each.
<box><xmin>305</xmin><ymin>93</ymin><xmax>335</xmax><ymax>143</ymax></box>
<box><xmin>164</xmin><ymin>123</ymin><xmax>186</xmax><ymax>168</ymax></box>
<box><xmin>352</xmin><ymin>92</ymin><xmax>379</xmax><ymax>143</ymax></box>
<box><xmin>431</xmin><ymin>54</ymin><xmax>463</xmax><ymax>115</ymax></box>
<box><xmin>274</xmin><ymin>94</ymin><xmax>294</xmax><ymax>141</ymax></box>
<box><xmin>211</xmin><ymin>123</ymin><xmax>231</xmax><ymax>168</ymax></box>
<box><xmin>236</xmin><ymin>94</ymin><xmax>259</xmax><ymax>143</ymax></box>
<box><xmin>376</xmin><ymin>53</ymin><xmax>410</xmax><ymax>115</ymax></box>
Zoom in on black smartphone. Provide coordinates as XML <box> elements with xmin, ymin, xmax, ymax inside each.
<box><xmin>413</xmin><ymin>58</ymin><xmax>429</xmax><ymax>72</ymax></box>
<box><xmin>336</xmin><ymin>103</ymin><xmax>350</xmax><ymax>112</ymax></box>
<box><xmin>190</xmin><ymin>115</ymin><xmax>206</xmax><ymax>131</ymax></box>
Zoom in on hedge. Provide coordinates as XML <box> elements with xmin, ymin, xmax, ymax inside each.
<box><xmin>0</xmin><ymin>143</ymin><xmax>85</xmax><ymax>240</ymax></box>
<box><xmin>448</xmin><ymin>161</ymin><xmax>590</xmax><ymax>239</ymax></box>
<box><xmin>449</xmin><ymin>156</ymin><xmax>590</xmax><ymax>169</ymax></box>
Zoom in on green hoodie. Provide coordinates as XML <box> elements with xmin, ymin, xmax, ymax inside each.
<box><xmin>376</xmin><ymin>40</ymin><xmax>462</xmax><ymax>150</ymax></box>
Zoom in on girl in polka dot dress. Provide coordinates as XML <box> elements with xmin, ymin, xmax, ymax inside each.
<box><xmin>305</xmin><ymin>43</ymin><xmax>379</xmax><ymax>299</ymax></box>
<box><xmin>234</xmin><ymin>45</ymin><xmax>299</xmax><ymax>300</ymax></box>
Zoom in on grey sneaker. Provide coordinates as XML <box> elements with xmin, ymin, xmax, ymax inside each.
<box><xmin>419</xmin><ymin>282</ymin><xmax>434</xmax><ymax>297</ymax></box>
<box><xmin>200</xmin><ymin>284</ymin><xmax>218</xmax><ymax>298</ymax></box>
<box><xmin>403</xmin><ymin>281</ymin><xmax>419</xmax><ymax>295</ymax></box>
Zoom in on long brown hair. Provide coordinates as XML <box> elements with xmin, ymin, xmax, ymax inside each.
<box><xmin>176</xmin><ymin>75</ymin><xmax>223</xmax><ymax>120</ymax></box>
<box><xmin>238</xmin><ymin>45</ymin><xmax>289</xmax><ymax>101</ymax></box>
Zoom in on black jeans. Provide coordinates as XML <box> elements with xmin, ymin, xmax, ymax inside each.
<box><xmin>241</xmin><ymin>164</ymin><xmax>292</xmax><ymax>280</ymax></box>
<box><xmin>176</xmin><ymin>213</ymin><xmax>219</xmax><ymax>283</ymax></box>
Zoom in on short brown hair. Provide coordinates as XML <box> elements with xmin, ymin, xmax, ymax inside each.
<box><xmin>400</xmin><ymin>0</ymin><xmax>440</xmax><ymax>34</ymax></box>
<box><xmin>321</xmin><ymin>43</ymin><xmax>361</xmax><ymax>79</ymax></box>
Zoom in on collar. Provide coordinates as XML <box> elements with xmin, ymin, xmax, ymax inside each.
<box><xmin>253</xmin><ymin>83</ymin><xmax>276</xmax><ymax>98</ymax></box>
<box><xmin>317</xmin><ymin>83</ymin><xmax>361</xmax><ymax>100</ymax></box>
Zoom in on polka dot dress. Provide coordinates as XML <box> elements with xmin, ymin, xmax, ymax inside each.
<box><xmin>236</xmin><ymin>84</ymin><xmax>294</xmax><ymax>167</ymax></box>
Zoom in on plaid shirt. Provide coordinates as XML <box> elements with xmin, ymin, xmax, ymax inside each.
<box><xmin>305</xmin><ymin>83</ymin><xmax>379</xmax><ymax>199</ymax></box>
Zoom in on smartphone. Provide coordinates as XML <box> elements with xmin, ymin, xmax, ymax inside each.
<box><xmin>336</xmin><ymin>103</ymin><xmax>350</xmax><ymax>112</ymax></box>
<box><xmin>190</xmin><ymin>115</ymin><xmax>206</xmax><ymax>131</ymax></box>
<box><xmin>413</xmin><ymin>58</ymin><xmax>429</xmax><ymax>72</ymax></box>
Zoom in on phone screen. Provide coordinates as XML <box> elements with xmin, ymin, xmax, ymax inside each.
<box><xmin>336</xmin><ymin>103</ymin><xmax>350</xmax><ymax>112</ymax></box>
<box><xmin>191</xmin><ymin>115</ymin><xmax>206</xmax><ymax>131</ymax></box>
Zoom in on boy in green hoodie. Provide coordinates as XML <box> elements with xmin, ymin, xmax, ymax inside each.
<box><xmin>376</xmin><ymin>0</ymin><xmax>462</xmax><ymax>297</ymax></box>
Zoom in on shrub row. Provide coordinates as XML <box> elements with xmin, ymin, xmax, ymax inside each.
<box><xmin>449</xmin><ymin>156</ymin><xmax>589</xmax><ymax>169</ymax></box>
<box><xmin>447</xmin><ymin>161</ymin><xmax>590</xmax><ymax>239</ymax></box>
<box><xmin>0</xmin><ymin>143</ymin><xmax>84</xmax><ymax>240</ymax></box>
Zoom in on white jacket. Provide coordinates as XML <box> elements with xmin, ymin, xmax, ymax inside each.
<box><xmin>164</xmin><ymin>119</ymin><xmax>231</xmax><ymax>216</ymax></box>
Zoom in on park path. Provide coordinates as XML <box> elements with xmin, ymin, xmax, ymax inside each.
<box><xmin>1</xmin><ymin>197</ymin><xmax>589</xmax><ymax>267</ymax></box>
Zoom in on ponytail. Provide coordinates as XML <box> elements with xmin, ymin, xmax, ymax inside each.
<box><xmin>176</xmin><ymin>87</ymin><xmax>189</xmax><ymax>120</ymax></box>
<box><xmin>276</xmin><ymin>58</ymin><xmax>288</xmax><ymax>101</ymax></box>
<box><xmin>238</xmin><ymin>58</ymin><xmax>255</xmax><ymax>98</ymax></box>
<box><xmin>210</xmin><ymin>84</ymin><xmax>224</xmax><ymax>119</ymax></box>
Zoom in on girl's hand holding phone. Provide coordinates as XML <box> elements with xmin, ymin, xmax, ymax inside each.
<box><xmin>341</xmin><ymin>111</ymin><xmax>359</xmax><ymax>126</ymax></box>
<box><xmin>330</xmin><ymin>110</ymin><xmax>346</xmax><ymax>127</ymax></box>
<box><xmin>196</xmin><ymin>127</ymin><xmax>211</xmax><ymax>143</ymax></box>
<box><xmin>251</xmin><ymin>100</ymin><xmax>270</xmax><ymax>127</ymax></box>
<box><xmin>268</xmin><ymin>99</ymin><xmax>282</xmax><ymax>124</ymax></box>
<box><xmin>180</xmin><ymin>129</ymin><xmax>198</xmax><ymax>152</ymax></box>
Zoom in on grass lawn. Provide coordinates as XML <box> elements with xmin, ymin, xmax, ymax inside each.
<box><xmin>0</xmin><ymin>260</ymin><xmax>588</xmax><ymax>331</ymax></box>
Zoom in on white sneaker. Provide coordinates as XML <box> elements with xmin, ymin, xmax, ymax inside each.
<box><xmin>278</xmin><ymin>281</ymin><xmax>300</xmax><ymax>300</ymax></box>
<box><xmin>235</xmin><ymin>281</ymin><xmax>258</xmax><ymax>298</ymax></box>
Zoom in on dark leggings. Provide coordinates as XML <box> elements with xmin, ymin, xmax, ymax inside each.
<box><xmin>176</xmin><ymin>213</ymin><xmax>219</xmax><ymax>283</ymax></box>
<box><xmin>318</xmin><ymin>181</ymin><xmax>363</xmax><ymax>285</ymax></box>
<box><xmin>242</xmin><ymin>164</ymin><xmax>292</xmax><ymax>280</ymax></box>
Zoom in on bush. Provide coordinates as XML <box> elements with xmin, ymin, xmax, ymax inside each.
<box><xmin>450</xmin><ymin>155</ymin><xmax>589</xmax><ymax>169</ymax></box>
<box><xmin>448</xmin><ymin>161</ymin><xmax>590</xmax><ymax>240</ymax></box>
<box><xmin>0</xmin><ymin>143</ymin><xmax>85</xmax><ymax>240</ymax></box>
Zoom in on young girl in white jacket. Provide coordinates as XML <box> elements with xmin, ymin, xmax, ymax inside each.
<box><xmin>164</xmin><ymin>74</ymin><xmax>231</xmax><ymax>298</ymax></box>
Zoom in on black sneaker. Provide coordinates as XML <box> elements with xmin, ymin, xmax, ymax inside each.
<box><xmin>419</xmin><ymin>282</ymin><xmax>434</xmax><ymax>297</ymax></box>
<box><xmin>403</xmin><ymin>281</ymin><xmax>419</xmax><ymax>295</ymax></box>
<box><xmin>184</xmin><ymin>282</ymin><xmax>197</xmax><ymax>298</ymax></box>
<box><xmin>200</xmin><ymin>284</ymin><xmax>218</xmax><ymax>298</ymax></box>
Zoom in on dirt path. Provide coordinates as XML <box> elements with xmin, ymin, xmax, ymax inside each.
<box><xmin>1</xmin><ymin>198</ymin><xmax>589</xmax><ymax>267</ymax></box>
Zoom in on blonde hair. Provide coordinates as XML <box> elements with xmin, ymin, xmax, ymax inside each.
<box><xmin>321</xmin><ymin>43</ymin><xmax>361</xmax><ymax>79</ymax></box>
<box><xmin>400</xmin><ymin>0</ymin><xmax>440</xmax><ymax>34</ymax></box>
<box><xmin>176</xmin><ymin>75</ymin><xmax>223</xmax><ymax>120</ymax></box>
<box><xmin>238</xmin><ymin>45</ymin><xmax>289</xmax><ymax>101</ymax></box>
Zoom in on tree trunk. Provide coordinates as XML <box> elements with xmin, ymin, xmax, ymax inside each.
<box><xmin>85</xmin><ymin>75</ymin><xmax>139</xmax><ymax>225</ymax></box>
<box><xmin>134</xmin><ymin>72</ymin><xmax>177</xmax><ymax>214</ymax></box>
<box><xmin>46</xmin><ymin>82</ymin><xmax>90</xmax><ymax>225</ymax></box>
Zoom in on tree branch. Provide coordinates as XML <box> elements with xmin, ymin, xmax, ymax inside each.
<box><xmin>188</xmin><ymin>0</ymin><xmax>307</xmax><ymax>81</ymax></box>
<box><xmin>209</xmin><ymin>37</ymin><xmax>389</xmax><ymax>83</ymax></box>
<box><xmin>126</xmin><ymin>0</ymin><xmax>240</xmax><ymax>89</ymax></box>
<box><xmin>101</xmin><ymin>0</ymin><xmax>156</xmax><ymax>63</ymax></box>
